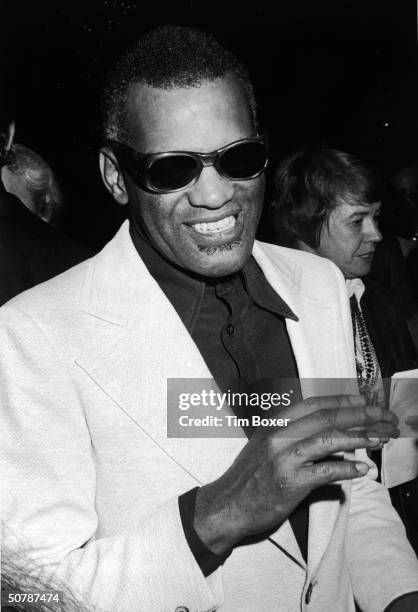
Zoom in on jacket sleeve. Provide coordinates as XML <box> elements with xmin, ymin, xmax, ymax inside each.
<box><xmin>346</xmin><ymin>460</ymin><xmax>418</xmax><ymax>612</ymax></box>
<box><xmin>0</xmin><ymin>305</ymin><xmax>222</xmax><ymax>612</ymax></box>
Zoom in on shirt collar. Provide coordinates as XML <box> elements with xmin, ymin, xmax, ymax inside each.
<box><xmin>129</xmin><ymin>221</ymin><xmax>298</xmax><ymax>330</ymax></box>
<box><xmin>346</xmin><ymin>277</ymin><xmax>365</xmax><ymax>303</ymax></box>
<box><xmin>242</xmin><ymin>257</ymin><xmax>298</xmax><ymax>320</ymax></box>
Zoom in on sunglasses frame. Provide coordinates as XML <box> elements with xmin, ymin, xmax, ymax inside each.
<box><xmin>109</xmin><ymin>136</ymin><xmax>269</xmax><ymax>194</ymax></box>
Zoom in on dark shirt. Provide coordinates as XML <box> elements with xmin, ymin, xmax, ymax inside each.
<box><xmin>130</xmin><ymin>223</ymin><xmax>307</xmax><ymax>575</ymax></box>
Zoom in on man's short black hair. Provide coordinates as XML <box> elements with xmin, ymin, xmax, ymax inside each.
<box><xmin>272</xmin><ymin>148</ymin><xmax>385</xmax><ymax>249</ymax></box>
<box><xmin>101</xmin><ymin>25</ymin><xmax>258</xmax><ymax>144</ymax></box>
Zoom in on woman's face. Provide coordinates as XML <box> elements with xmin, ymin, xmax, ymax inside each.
<box><xmin>314</xmin><ymin>200</ymin><xmax>382</xmax><ymax>279</ymax></box>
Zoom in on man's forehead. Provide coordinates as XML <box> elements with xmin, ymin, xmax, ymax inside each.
<box><xmin>124</xmin><ymin>76</ymin><xmax>253</xmax><ymax>151</ymax></box>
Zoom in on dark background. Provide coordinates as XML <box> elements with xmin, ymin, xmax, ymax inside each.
<box><xmin>1</xmin><ymin>0</ymin><xmax>417</xmax><ymax>247</ymax></box>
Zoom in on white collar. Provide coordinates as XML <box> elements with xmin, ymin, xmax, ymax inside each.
<box><xmin>345</xmin><ymin>277</ymin><xmax>365</xmax><ymax>303</ymax></box>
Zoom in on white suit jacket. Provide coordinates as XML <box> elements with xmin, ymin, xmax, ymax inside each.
<box><xmin>1</xmin><ymin>221</ymin><xmax>418</xmax><ymax>612</ymax></box>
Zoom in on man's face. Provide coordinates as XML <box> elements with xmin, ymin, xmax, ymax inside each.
<box><xmin>121</xmin><ymin>76</ymin><xmax>265</xmax><ymax>277</ymax></box>
<box><xmin>315</xmin><ymin>200</ymin><xmax>382</xmax><ymax>279</ymax></box>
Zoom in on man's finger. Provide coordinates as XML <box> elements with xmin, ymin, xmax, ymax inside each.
<box><xmin>299</xmin><ymin>458</ymin><xmax>369</xmax><ymax>488</ymax></box>
<box><xmin>277</xmin><ymin>404</ymin><xmax>398</xmax><ymax>441</ymax></box>
<box><xmin>348</xmin><ymin>422</ymin><xmax>400</xmax><ymax>437</ymax></box>
<box><xmin>289</xmin><ymin>431</ymin><xmax>387</xmax><ymax>464</ymax></box>
<box><xmin>278</xmin><ymin>394</ymin><xmax>366</xmax><ymax>422</ymax></box>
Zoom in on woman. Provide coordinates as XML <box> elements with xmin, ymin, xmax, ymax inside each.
<box><xmin>272</xmin><ymin>147</ymin><xmax>418</xmax><ymax>555</ymax></box>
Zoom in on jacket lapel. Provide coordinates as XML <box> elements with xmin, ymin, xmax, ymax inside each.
<box><xmin>252</xmin><ymin>241</ymin><xmax>356</xmax><ymax>380</ymax></box>
<box><xmin>76</xmin><ymin>222</ymin><xmax>246</xmax><ymax>486</ymax></box>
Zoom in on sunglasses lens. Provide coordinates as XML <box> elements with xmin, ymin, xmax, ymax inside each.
<box><xmin>219</xmin><ymin>141</ymin><xmax>267</xmax><ymax>179</ymax></box>
<box><xmin>149</xmin><ymin>154</ymin><xmax>199</xmax><ymax>190</ymax></box>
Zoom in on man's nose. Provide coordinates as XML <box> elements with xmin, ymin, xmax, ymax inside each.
<box><xmin>187</xmin><ymin>166</ymin><xmax>234</xmax><ymax>209</ymax></box>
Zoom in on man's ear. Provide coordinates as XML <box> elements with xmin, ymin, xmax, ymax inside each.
<box><xmin>99</xmin><ymin>147</ymin><xmax>129</xmax><ymax>205</ymax></box>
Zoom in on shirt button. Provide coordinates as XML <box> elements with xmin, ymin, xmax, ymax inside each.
<box><xmin>227</xmin><ymin>324</ymin><xmax>235</xmax><ymax>336</ymax></box>
<box><xmin>305</xmin><ymin>582</ymin><xmax>314</xmax><ymax>604</ymax></box>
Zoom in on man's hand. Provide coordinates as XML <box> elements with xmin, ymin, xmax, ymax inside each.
<box><xmin>194</xmin><ymin>394</ymin><xmax>399</xmax><ymax>555</ymax></box>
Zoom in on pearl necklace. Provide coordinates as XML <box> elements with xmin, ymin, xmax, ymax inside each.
<box><xmin>350</xmin><ymin>294</ymin><xmax>380</xmax><ymax>398</ymax></box>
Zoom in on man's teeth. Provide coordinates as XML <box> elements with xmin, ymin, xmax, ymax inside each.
<box><xmin>192</xmin><ymin>215</ymin><xmax>236</xmax><ymax>234</ymax></box>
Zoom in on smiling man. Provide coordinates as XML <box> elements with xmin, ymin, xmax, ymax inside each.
<box><xmin>102</xmin><ymin>75</ymin><xmax>264</xmax><ymax>277</ymax></box>
<box><xmin>1</xmin><ymin>27</ymin><xmax>418</xmax><ymax>612</ymax></box>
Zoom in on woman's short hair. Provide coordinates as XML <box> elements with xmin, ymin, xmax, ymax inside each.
<box><xmin>272</xmin><ymin>148</ymin><xmax>385</xmax><ymax>249</ymax></box>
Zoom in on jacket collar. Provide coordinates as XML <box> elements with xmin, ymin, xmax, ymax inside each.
<box><xmin>79</xmin><ymin>222</ymin><xmax>299</xmax><ymax>328</ymax></box>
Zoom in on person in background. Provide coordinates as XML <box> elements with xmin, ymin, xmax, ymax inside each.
<box><xmin>369</xmin><ymin>234</ymin><xmax>418</xmax><ymax>352</ymax></box>
<box><xmin>0</xmin><ymin>117</ymin><xmax>92</xmax><ymax>305</ymax></box>
<box><xmin>369</xmin><ymin>235</ymin><xmax>418</xmax><ymax>321</ymax></box>
<box><xmin>366</xmin><ymin>159</ymin><xmax>418</xmax><ymax>350</ymax></box>
<box><xmin>387</xmin><ymin>161</ymin><xmax>418</xmax><ymax>255</ymax></box>
<box><xmin>389</xmin><ymin>162</ymin><xmax>418</xmax><ymax>310</ymax></box>
<box><xmin>1</xmin><ymin>142</ymin><xmax>64</xmax><ymax>228</ymax></box>
<box><xmin>272</xmin><ymin>146</ymin><xmax>418</xmax><ymax>554</ymax></box>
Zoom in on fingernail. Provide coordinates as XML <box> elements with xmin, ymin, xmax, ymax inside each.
<box><xmin>367</xmin><ymin>437</ymin><xmax>380</xmax><ymax>444</ymax></box>
<box><xmin>355</xmin><ymin>463</ymin><xmax>369</xmax><ymax>474</ymax></box>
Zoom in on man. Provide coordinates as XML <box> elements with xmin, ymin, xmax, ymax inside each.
<box><xmin>1</xmin><ymin>26</ymin><xmax>418</xmax><ymax>612</ymax></box>
<box><xmin>0</xmin><ymin>119</ymin><xmax>92</xmax><ymax>305</ymax></box>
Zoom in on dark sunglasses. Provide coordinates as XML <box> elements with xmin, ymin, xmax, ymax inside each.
<box><xmin>109</xmin><ymin>136</ymin><xmax>269</xmax><ymax>194</ymax></box>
